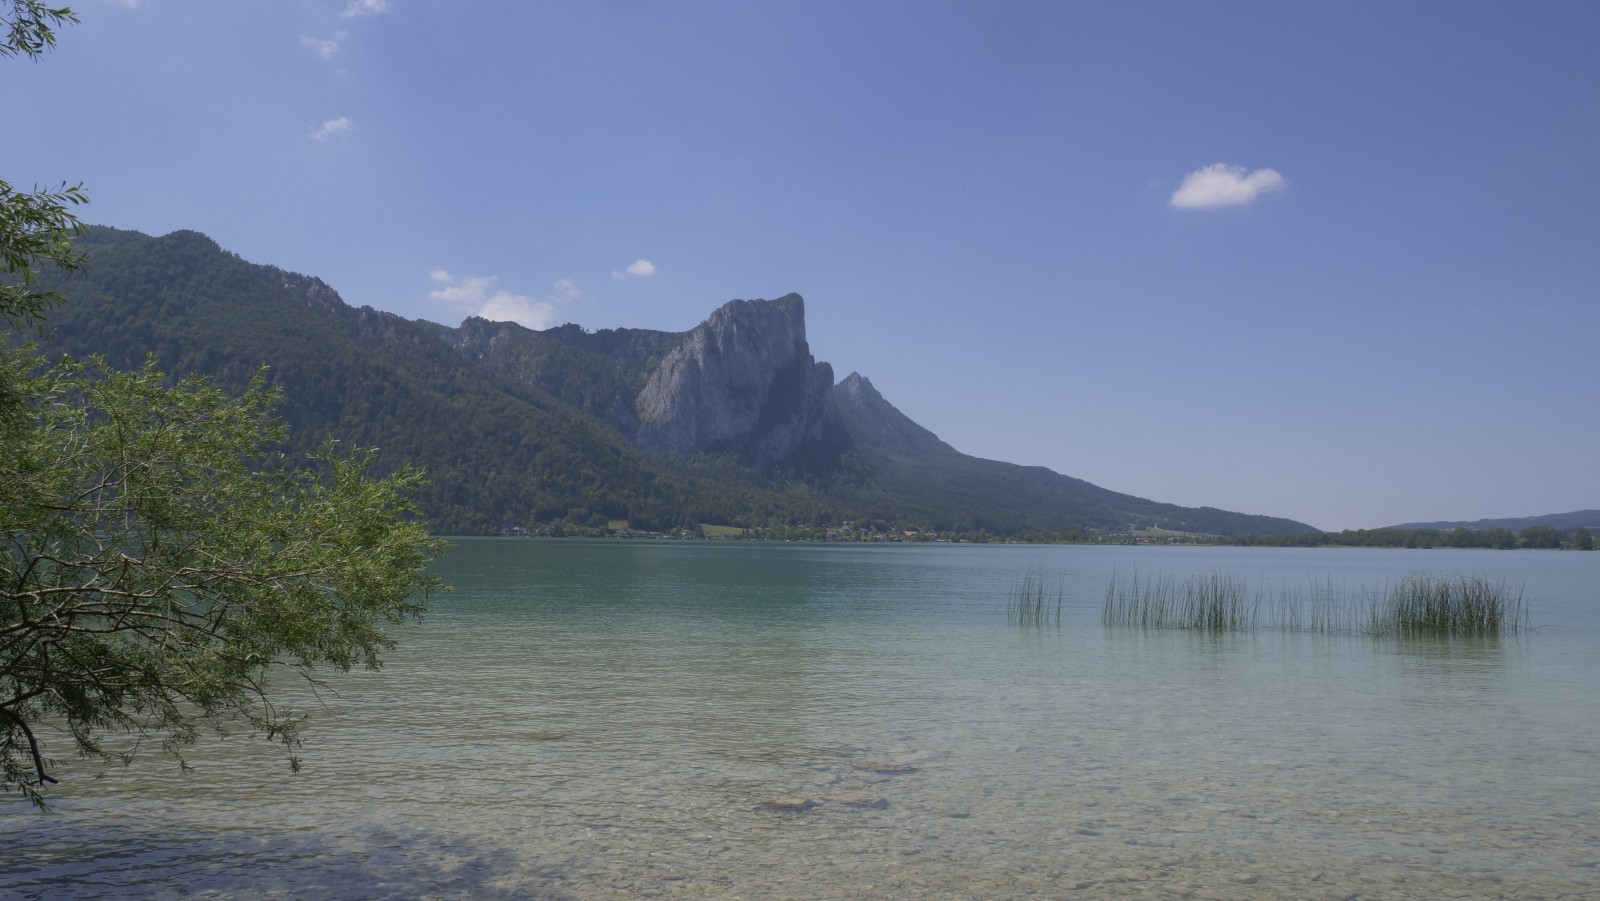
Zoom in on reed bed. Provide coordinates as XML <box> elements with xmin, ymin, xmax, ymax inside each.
<box><xmin>1102</xmin><ymin>569</ymin><xmax>1260</xmax><ymax>631</ymax></box>
<box><xmin>1102</xmin><ymin>569</ymin><xmax>1527</xmax><ymax>637</ymax></box>
<box><xmin>1274</xmin><ymin>576</ymin><xmax>1351</xmax><ymax>634</ymax></box>
<box><xmin>1364</xmin><ymin>574</ymin><xmax>1528</xmax><ymax>637</ymax></box>
<box><xmin>1008</xmin><ymin>565</ymin><xmax>1064</xmax><ymax>628</ymax></box>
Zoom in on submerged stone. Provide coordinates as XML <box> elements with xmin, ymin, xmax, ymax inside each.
<box><xmin>852</xmin><ymin>760</ymin><xmax>918</xmax><ymax>775</ymax></box>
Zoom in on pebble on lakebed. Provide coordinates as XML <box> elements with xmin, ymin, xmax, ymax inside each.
<box><xmin>851</xmin><ymin>760</ymin><xmax>918</xmax><ymax>775</ymax></box>
<box><xmin>759</xmin><ymin>795</ymin><xmax>816</xmax><ymax>811</ymax></box>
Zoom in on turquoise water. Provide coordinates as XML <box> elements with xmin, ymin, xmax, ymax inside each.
<box><xmin>4</xmin><ymin>540</ymin><xmax>1598</xmax><ymax>899</ymax></box>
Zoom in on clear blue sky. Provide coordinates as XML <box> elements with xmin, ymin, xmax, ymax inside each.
<box><xmin>6</xmin><ymin>0</ymin><xmax>1597</xmax><ymax>531</ymax></box>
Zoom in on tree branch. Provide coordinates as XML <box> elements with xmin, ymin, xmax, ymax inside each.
<box><xmin>0</xmin><ymin>705</ymin><xmax>57</xmax><ymax>785</ymax></box>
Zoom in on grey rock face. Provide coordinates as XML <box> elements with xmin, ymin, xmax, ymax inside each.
<box><xmin>635</xmin><ymin>293</ymin><xmax>846</xmax><ymax>467</ymax></box>
<box><xmin>834</xmin><ymin>371</ymin><xmax>960</xmax><ymax>460</ymax></box>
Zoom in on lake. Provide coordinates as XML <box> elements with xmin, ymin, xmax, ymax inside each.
<box><xmin>4</xmin><ymin>540</ymin><xmax>1598</xmax><ymax>899</ymax></box>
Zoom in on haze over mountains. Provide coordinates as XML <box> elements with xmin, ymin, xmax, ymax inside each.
<box><xmin>27</xmin><ymin>227</ymin><xmax>1320</xmax><ymax>537</ymax></box>
<box><xmin>1392</xmin><ymin>511</ymin><xmax>1600</xmax><ymax>533</ymax></box>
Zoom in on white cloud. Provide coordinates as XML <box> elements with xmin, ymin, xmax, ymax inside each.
<box><xmin>107</xmin><ymin>0</ymin><xmax>141</xmax><ymax>7</ymax></box>
<box><xmin>478</xmin><ymin>293</ymin><xmax>558</xmax><ymax>329</ymax></box>
<box><xmin>310</xmin><ymin>117</ymin><xmax>354</xmax><ymax>141</ymax></box>
<box><xmin>426</xmin><ymin>274</ymin><xmax>495</xmax><ymax>306</ymax></box>
<box><xmin>342</xmin><ymin>0</ymin><xmax>391</xmax><ymax>18</ymax></box>
<box><xmin>552</xmin><ymin>278</ymin><xmax>581</xmax><ymax>301</ymax></box>
<box><xmin>611</xmin><ymin>259</ymin><xmax>657</xmax><ymax>280</ymax></box>
<box><xmin>1169</xmin><ymin>163</ymin><xmax>1287</xmax><ymax>209</ymax></box>
<box><xmin>300</xmin><ymin>33</ymin><xmax>344</xmax><ymax>60</ymax></box>
<box><xmin>428</xmin><ymin>272</ymin><xmax>572</xmax><ymax>330</ymax></box>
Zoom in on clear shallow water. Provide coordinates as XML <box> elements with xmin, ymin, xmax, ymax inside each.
<box><xmin>5</xmin><ymin>541</ymin><xmax>1599</xmax><ymax>899</ymax></box>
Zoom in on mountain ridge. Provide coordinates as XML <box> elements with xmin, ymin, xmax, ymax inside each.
<box><xmin>25</xmin><ymin>225</ymin><xmax>1319</xmax><ymax>537</ymax></box>
<box><xmin>1391</xmin><ymin>510</ymin><xmax>1600</xmax><ymax>532</ymax></box>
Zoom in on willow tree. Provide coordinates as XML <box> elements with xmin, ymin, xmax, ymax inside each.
<box><xmin>3</xmin><ymin>3</ymin><xmax>86</xmax><ymax>327</ymax></box>
<box><xmin>2</xmin><ymin>2</ymin><xmax>443</xmax><ymax>809</ymax></box>
<box><xmin>1</xmin><ymin>359</ymin><xmax>443</xmax><ymax>808</ymax></box>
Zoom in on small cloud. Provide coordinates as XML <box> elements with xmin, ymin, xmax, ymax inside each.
<box><xmin>1169</xmin><ymin>163</ymin><xmax>1287</xmax><ymax>209</ymax></box>
<box><xmin>426</xmin><ymin>273</ymin><xmax>496</xmax><ymax>305</ymax></box>
<box><xmin>478</xmin><ymin>293</ymin><xmax>558</xmax><ymax>329</ymax></box>
<box><xmin>310</xmin><ymin>117</ymin><xmax>354</xmax><ymax>141</ymax></box>
<box><xmin>300</xmin><ymin>33</ymin><xmax>344</xmax><ymax>60</ymax></box>
<box><xmin>428</xmin><ymin>271</ymin><xmax>572</xmax><ymax>330</ymax></box>
<box><xmin>342</xmin><ymin>0</ymin><xmax>391</xmax><ymax>18</ymax></box>
<box><xmin>553</xmin><ymin>278</ymin><xmax>582</xmax><ymax>301</ymax></box>
<box><xmin>611</xmin><ymin>259</ymin><xmax>657</xmax><ymax>280</ymax></box>
<box><xmin>107</xmin><ymin>0</ymin><xmax>141</xmax><ymax>7</ymax></box>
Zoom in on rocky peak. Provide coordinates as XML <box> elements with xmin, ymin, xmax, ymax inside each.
<box><xmin>833</xmin><ymin>371</ymin><xmax>958</xmax><ymax>460</ymax></box>
<box><xmin>634</xmin><ymin>293</ymin><xmax>847</xmax><ymax>467</ymax></box>
<box><xmin>836</xmin><ymin>371</ymin><xmax>881</xmax><ymax>405</ymax></box>
<box><xmin>279</xmin><ymin>272</ymin><xmax>348</xmax><ymax>317</ymax></box>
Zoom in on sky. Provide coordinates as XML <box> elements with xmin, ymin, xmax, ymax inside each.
<box><xmin>4</xmin><ymin>0</ymin><xmax>1597</xmax><ymax>531</ymax></box>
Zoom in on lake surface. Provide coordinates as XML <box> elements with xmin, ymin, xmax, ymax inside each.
<box><xmin>4</xmin><ymin>540</ymin><xmax>1598</xmax><ymax>899</ymax></box>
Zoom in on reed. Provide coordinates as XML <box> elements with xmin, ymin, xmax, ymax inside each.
<box><xmin>1102</xmin><ymin>568</ymin><xmax>1259</xmax><ymax>630</ymax></box>
<box><xmin>1008</xmin><ymin>565</ymin><xmax>1064</xmax><ymax>627</ymax></box>
<box><xmin>1184</xmin><ymin>569</ymin><xmax>1258</xmax><ymax>631</ymax></box>
<box><xmin>1365</xmin><ymin>574</ymin><xmax>1527</xmax><ymax>637</ymax></box>
<box><xmin>1103</xmin><ymin>570</ymin><xmax>1526</xmax><ymax>637</ymax></box>
<box><xmin>1273</xmin><ymin>576</ymin><xmax>1348</xmax><ymax>633</ymax></box>
<box><xmin>1102</xmin><ymin>568</ymin><xmax>1172</xmax><ymax>628</ymax></box>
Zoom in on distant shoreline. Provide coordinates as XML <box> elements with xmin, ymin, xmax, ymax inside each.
<box><xmin>457</xmin><ymin>528</ymin><xmax>1596</xmax><ymax>552</ymax></box>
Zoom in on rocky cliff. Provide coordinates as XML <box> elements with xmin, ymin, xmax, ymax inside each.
<box><xmin>37</xmin><ymin>225</ymin><xmax>1323</xmax><ymax>536</ymax></box>
<box><xmin>634</xmin><ymin>294</ymin><xmax>848</xmax><ymax>468</ymax></box>
<box><xmin>834</xmin><ymin>372</ymin><xmax>961</xmax><ymax>461</ymax></box>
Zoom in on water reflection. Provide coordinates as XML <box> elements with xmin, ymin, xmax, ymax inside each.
<box><xmin>1380</xmin><ymin>631</ymin><xmax>1512</xmax><ymax>672</ymax></box>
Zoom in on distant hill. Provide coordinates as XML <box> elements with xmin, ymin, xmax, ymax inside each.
<box><xmin>833</xmin><ymin>374</ymin><xmax>1311</xmax><ymax>536</ymax></box>
<box><xmin>1392</xmin><ymin>511</ymin><xmax>1600</xmax><ymax>532</ymax></box>
<box><xmin>22</xmin><ymin>226</ymin><xmax>1320</xmax><ymax>537</ymax></box>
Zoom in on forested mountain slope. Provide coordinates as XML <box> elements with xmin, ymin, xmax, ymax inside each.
<box><xmin>1392</xmin><ymin>510</ymin><xmax>1600</xmax><ymax>532</ymax></box>
<box><xmin>23</xmin><ymin>226</ymin><xmax>1318</xmax><ymax>537</ymax></box>
<box><xmin>833</xmin><ymin>373</ymin><xmax>1315</xmax><ymax>536</ymax></box>
<box><xmin>27</xmin><ymin>228</ymin><xmax>757</xmax><ymax>533</ymax></box>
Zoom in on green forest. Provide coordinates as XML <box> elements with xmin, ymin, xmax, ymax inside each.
<box><xmin>11</xmin><ymin>229</ymin><xmax>1594</xmax><ymax>547</ymax></box>
<box><xmin>1220</xmin><ymin>524</ymin><xmax>1595</xmax><ymax>551</ymax></box>
<box><xmin>11</xmin><ymin>226</ymin><xmax>1402</xmax><ymax>541</ymax></box>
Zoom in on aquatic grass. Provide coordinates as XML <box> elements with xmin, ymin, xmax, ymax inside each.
<box><xmin>1102</xmin><ymin>569</ymin><xmax>1259</xmax><ymax>631</ymax></box>
<box><xmin>1007</xmin><ymin>565</ymin><xmax>1064</xmax><ymax>628</ymax></box>
<box><xmin>1184</xmin><ymin>570</ymin><xmax>1259</xmax><ymax>630</ymax></box>
<box><xmin>1102</xmin><ymin>568</ymin><xmax>1175</xmax><ymax>628</ymax></box>
<box><xmin>1274</xmin><ymin>576</ymin><xmax>1349</xmax><ymax>633</ymax></box>
<box><xmin>1365</xmin><ymin>574</ymin><xmax>1528</xmax><ymax>637</ymax></box>
<box><xmin>1103</xmin><ymin>570</ymin><xmax>1525</xmax><ymax>637</ymax></box>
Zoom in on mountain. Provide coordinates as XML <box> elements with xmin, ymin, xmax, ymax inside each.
<box><xmin>833</xmin><ymin>373</ymin><xmax>1313</xmax><ymax>536</ymax></box>
<box><xmin>26</xmin><ymin>228</ymin><xmax>733</xmax><ymax>534</ymax></box>
<box><xmin>444</xmin><ymin>293</ymin><xmax>848</xmax><ymax>470</ymax></box>
<box><xmin>1391</xmin><ymin>511</ymin><xmax>1600</xmax><ymax>532</ymax></box>
<box><xmin>23</xmin><ymin>226</ymin><xmax>1319</xmax><ymax>537</ymax></box>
